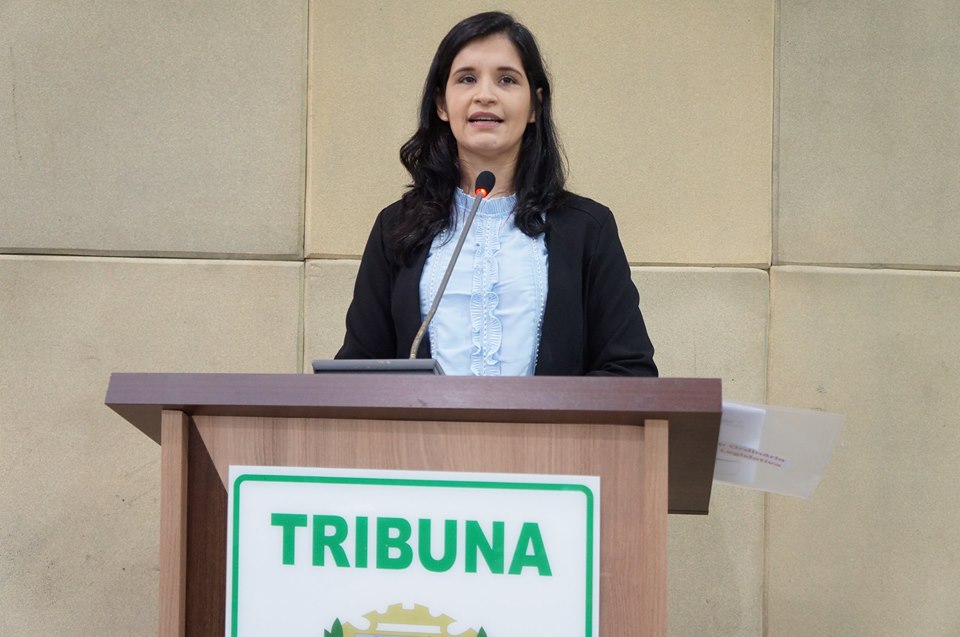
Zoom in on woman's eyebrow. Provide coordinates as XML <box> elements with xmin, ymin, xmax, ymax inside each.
<box><xmin>450</xmin><ymin>64</ymin><xmax>525</xmax><ymax>75</ymax></box>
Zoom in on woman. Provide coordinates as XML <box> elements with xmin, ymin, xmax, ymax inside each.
<box><xmin>337</xmin><ymin>11</ymin><xmax>657</xmax><ymax>377</ymax></box>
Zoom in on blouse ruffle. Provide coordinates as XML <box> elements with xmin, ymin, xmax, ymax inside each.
<box><xmin>421</xmin><ymin>189</ymin><xmax>548</xmax><ymax>376</ymax></box>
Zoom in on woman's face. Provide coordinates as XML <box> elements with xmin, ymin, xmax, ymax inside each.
<box><xmin>436</xmin><ymin>34</ymin><xmax>537</xmax><ymax>169</ymax></box>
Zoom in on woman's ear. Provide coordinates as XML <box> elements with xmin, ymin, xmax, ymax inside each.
<box><xmin>436</xmin><ymin>91</ymin><xmax>449</xmax><ymax>122</ymax></box>
<box><xmin>529</xmin><ymin>87</ymin><xmax>543</xmax><ymax>123</ymax></box>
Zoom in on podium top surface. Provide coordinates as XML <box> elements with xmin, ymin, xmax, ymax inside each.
<box><xmin>106</xmin><ymin>373</ymin><xmax>722</xmax><ymax>514</ymax></box>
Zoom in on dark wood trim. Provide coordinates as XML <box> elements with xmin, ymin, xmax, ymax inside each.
<box><xmin>107</xmin><ymin>374</ymin><xmax>719</xmax><ymax>435</ymax></box>
<box><xmin>107</xmin><ymin>373</ymin><xmax>722</xmax><ymax>514</ymax></box>
<box><xmin>184</xmin><ymin>417</ymin><xmax>227</xmax><ymax>637</ymax></box>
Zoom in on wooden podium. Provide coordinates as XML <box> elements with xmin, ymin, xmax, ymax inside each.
<box><xmin>106</xmin><ymin>373</ymin><xmax>721</xmax><ymax>637</ymax></box>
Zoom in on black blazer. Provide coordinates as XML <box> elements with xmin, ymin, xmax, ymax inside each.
<box><xmin>336</xmin><ymin>194</ymin><xmax>657</xmax><ymax>376</ymax></box>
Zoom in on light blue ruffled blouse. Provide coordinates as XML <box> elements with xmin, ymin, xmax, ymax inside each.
<box><xmin>419</xmin><ymin>189</ymin><xmax>549</xmax><ymax>376</ymax></box>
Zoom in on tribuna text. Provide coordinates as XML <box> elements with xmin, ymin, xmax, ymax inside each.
<box><xmin>270</xmin><ymin>514</ymin><xmax>553</xmax><ymax>576</ymax></box>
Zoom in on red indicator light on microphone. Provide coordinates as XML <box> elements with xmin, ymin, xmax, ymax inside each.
<box><xmin>475</xmin><ymin>187</ymin><xmax>489</xmax><ymax>198</ymax></box>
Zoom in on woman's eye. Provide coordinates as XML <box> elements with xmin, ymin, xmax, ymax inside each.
<box><xmin>456</xmin><ymin>75</ymin><xmax>476</xmax><ymax>84</ymax></box>
<box><xmin>499</xmin><ymin>75</ymin><xmax>518</xmax><ymax>85</ymax></box>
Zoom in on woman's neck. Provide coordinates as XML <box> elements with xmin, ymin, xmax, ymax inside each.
<box><xmin>458</xmin><ymin>156</ymin><xmax>516</xmax><ymax>198</ymax></box>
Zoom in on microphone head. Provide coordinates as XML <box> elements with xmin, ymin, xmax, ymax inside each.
<box><xmin>474</xmin><ymin>171</ymin><xmax>496</xmax><ymax>198</ymax></box>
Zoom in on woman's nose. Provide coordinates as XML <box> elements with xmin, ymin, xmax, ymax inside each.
<box><xmin>473</xmin><ymin>77</ymin><xmax>497</xmax><ymax>103</ymax></box>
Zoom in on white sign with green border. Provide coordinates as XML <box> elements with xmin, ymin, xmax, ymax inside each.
<box><xmin>226</xmin><ymin>466</ymin><xmax>600</xmax><ymax>637</ymax></box>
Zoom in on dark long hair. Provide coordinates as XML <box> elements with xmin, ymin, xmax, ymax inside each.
<box><xmin>391</xmin><ymin>11</ymin><xmax>567</xmax><ymax>265</ymax></box>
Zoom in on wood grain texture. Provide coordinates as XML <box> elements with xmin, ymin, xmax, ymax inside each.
<box><xmin>113</xmin><ymin>375</ymin><xmax>717</xmax><ymax>636</ymax></box>
<box><xmin>106</xmin><ymin>374</ymin><xmax>718</xmax><ymax>438</ymax></box>
<box><xmin>640</xmin><ymin>419</ymin><xmax>669</xmax><ymax>637</ymax></box>
<box><xmin>184</xmin><ymin>418</ymin><xmax>228</xmax><ymax>637</ymax></box>
<box><xmin>193</xmin><ymin>414</ymin><xmax>664</xmax><ymax>636</ymax></box>
<box><xmin>107</xmin><ymin>373</ymin><xmax>721</xmax><ymax>513</ymax></box>
<box><xmin>159</xmin><ymin>410</ymin><xmax>188</xmax><ymax>637</ymax></box>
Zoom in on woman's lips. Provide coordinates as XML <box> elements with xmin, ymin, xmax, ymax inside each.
<box><xmin>468</xmin><ymin>112</ymin><xmax>503</xmax><ymax>128</ymax></box>
<box><xmin>468</xmin><ymin>119</ymin><xmax>502</xmax><ymax>129</ymax></box>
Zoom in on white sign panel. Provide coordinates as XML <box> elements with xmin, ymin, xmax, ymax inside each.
<box><xmin>226</xmin><ymin>466</ymin><xmax>600</xmax><ymax>637</ymax></box>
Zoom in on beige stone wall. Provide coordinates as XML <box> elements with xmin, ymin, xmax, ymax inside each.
<box><xmin>767</xmin><ymin>2</ymin><xmax>960</xmax><ymax>635</ymax></box>
<box><xmin>307</xmin><ymin>1</ymin><xmax>773</xmax><ymax>266</ymax></box>
<box><xmin>2</xmin><ymin>1</ymin><xmax>958</xmax><ymax>636</ymax></box>
<box><xmin>766</xmin><ymin>268</ymin><xmax>960</xmax><ymax>636</ymax></box>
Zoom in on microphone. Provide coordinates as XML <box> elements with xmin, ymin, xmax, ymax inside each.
<box><xmin>409</xmin><ymin>170</ymin><xmax>496</xmax><ymax>359</ymax></box>
<box><xmin>313</xmin><ymin>171</ymin><xmax>495</xmax><ymax>375</ymax></box>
